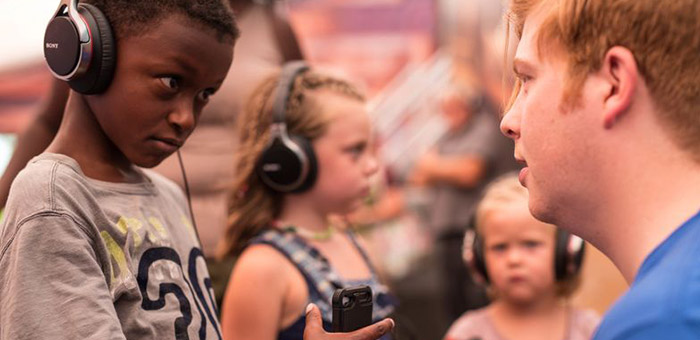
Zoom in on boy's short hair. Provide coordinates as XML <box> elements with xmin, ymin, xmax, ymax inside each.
<box><xmin>474</xmin><ymin>173</ymin><xmax>581</xmax><ymax>297</ymax></box>
<box><xmin>85</xmin><ymin>0</ymin><xmax>240</xmax><ymax>42</ymax></box>
<box><xmin>507</xmin><ymin>0</ymin><xmax>700</xmax><ymax>161</ymax></box>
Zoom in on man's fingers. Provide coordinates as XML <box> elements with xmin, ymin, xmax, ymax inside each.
<box><xmin>303</xmin><ymin>305</ymin><xmax>394</xmax><ymax>340</ymax></box>
<box><xmin>303</xmin><ymin>304</ymin><xmax>324</xmax><ymax>338</ymax></box>
<box><xmin>348</xmin><ymin>318</ymin><xmax>395</xmax><ymax>340</ymax></box>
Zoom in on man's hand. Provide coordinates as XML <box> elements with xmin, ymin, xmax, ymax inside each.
<box><xmin>303</xmin><ymin>304</ymin><xmax>394</xmax><ymax>340</ymax></box>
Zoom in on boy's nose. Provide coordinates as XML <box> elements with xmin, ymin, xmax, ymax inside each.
<box><xmin>168</xmin><ymin>103</ymin><xmax>196</xmax><ymax>134</ymax></box>
<box><xmin>500</xmin><ymin>105</ymin><xmax>521</xmax><ymax>140</ymax></box>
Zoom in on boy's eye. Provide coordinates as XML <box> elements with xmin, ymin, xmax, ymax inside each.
<box><xmin>198</xmin><ymin>89</ymin><xmax>216</xmax><ymax>102</ymax></box>
<box><xmin>159</xmin><ymin>76</ymin><xmax>180</xmax><ymax>91</ymax></box>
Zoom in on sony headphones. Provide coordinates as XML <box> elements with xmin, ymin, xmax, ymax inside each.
<box><xmin>44</xmin><ymin>0</ymin><xmax>115</xmax><ymax>94</ymax></box>
<box><xmin>256</xmin><ymin>61</ymin><xmax>318</xmax><ymax>193</ymax></box>
<box><xmin>463</xmin><ymin>221</ymin><xmax>585</xmax><ymax>284</ymax></box>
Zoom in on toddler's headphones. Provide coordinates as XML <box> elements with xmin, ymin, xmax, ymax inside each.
<box><xmin>44</xmin><ymin>0</ymin><xmax>115</xmax><ymax>94</ymax></box>
<box><xmin>255</xmin><ymin>61</ymin><xmax>318</xmax><ymax>193</ymax></box>
<box><xmin>463</xmin><ymin>220</ymin><xmax>585</xmax><ymax>284</ymax></box>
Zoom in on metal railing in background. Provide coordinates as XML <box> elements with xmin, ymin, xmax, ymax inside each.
<box><xmin>368</xmin><ymin>50</ymin><xmax>453</xmax><ymax>181</ymax></box>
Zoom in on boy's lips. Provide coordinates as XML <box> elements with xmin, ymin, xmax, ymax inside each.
<box><xmin>519</xmin><ymin>167</ymin><xmax>529</xmax><ymax>187</ymax></box>
<box><xmin>516</xmin><ymin>158</ymin><xmax>528</xmax><ymax>186</ymax></box>
<box><xmin>156</xmin><ymin>137</ymin><xmax>184</xmax><ymax>147</ymax></box>
<box><xmin>150</xmin><ymin>136</ymin><xmax>184</xmax><ymax>154</ymax></box>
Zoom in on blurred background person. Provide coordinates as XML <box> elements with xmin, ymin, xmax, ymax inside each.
<box><xmin>445</xmin><ymin>173</ymin><xmax>600</xmax><ymax>340</ymax></box>
<box><xmin>408</xmin><ymin>83</ymin><xmax>517</xmax><ymax>322</ymax></box>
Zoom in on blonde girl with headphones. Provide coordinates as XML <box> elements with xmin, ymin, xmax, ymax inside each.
<box><xmin>218</xmin><ymin>62</ymin><xmax>396</xmax><ymax>340</ymax></box>
<box><xmin>445</xmin><ymin>173</ymin><xmax>599</xmax><ymax>340</ymax></box>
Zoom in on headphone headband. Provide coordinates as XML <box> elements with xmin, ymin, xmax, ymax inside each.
<box><xmin>272</xmin><ymin>61</ymin><xmax>309</xmax><ymax>125</ymax></box>
<box><xmin>62</xmin><ymin>0</ymin><xmax>90</xmax><ymax>43</ymax></box>
<box><xmin>256</xmin><ymin>61</ymin><xmax>318</xmax><ymax>193</ymax></box>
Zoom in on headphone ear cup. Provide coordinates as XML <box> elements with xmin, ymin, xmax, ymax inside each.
<box><xmin>472</xmin><ymin>235</ymin><xmax>489</xmax><ymax>283</ymax></box>
<box><xmin>68</xmin><ymin>3</ymin><xmax>115</xmax><ymax>94</ymax></box>
<box><xmin>44</xmin><ymin>15</ymin><xmax>82</xmax><ymax>77</ymax></box>
<box><xmin>289</xmin><ymin>135</ymin><xmax>317</xmax><ymax>193</ymax></box>
<box><xmin>554</xmin><ymin>229</ymin><xmax>586</xmax><ymax>281</ymax></box>
<box><xmin>554</xmin><ymin>229</ymin><xmax>568</xmax><ymax>281</ymax></box>
<box><xmin>257</xmin><ymin>136</ymin><xmax>302</xmax><ymax>192</ymax></box>
<box><xmin>465</xmin><ymin>228</ymin><xmax>489</xmax><ymax>284</ymax></box>
<box><xmin>256</xmin><ymin>134</ymin><xmax>316</xmax><ymax>193</ymax></box>
<box><xmin>569</xmin><ymin>234</ymin><xmax>586</xmax><ymax>278</ymax></box>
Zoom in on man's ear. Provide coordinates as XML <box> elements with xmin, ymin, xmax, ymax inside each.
<box><xmin>600</xmin><ymin>46</ymin><xmax>639</xmax><ymax>129</ymax></box>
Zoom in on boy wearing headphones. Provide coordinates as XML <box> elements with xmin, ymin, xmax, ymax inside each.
<box><xmin>0</xmin><ymin>0</ymin><xmax>236</xmax><ymax>338</ymax></box>
<box><xmin>445</xmin><ymin>174</ymin><xmax>599</xmax><ymax>340</ymax></box>
<box><xmin>500</xmin><ymin>0</ymin><xmax>700</xmax><ymax>338</ymax></box>
<box><xmin>0</xmin><ymin>1</ymin><xmax>393</xmax><ymax>340</ymax></box>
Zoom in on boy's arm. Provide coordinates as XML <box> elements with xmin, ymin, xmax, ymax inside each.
<box><xmin>0</xmin><ymin>214</ymin><xmax>127</xmax><ymax>340</ymax></box>
<box><xmin>0</xmin><ymin>79</ymin><xmax>68</xmax><ymax>208</ymax></box>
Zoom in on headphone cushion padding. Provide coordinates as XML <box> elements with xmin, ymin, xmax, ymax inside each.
<box><xmin>554</xmin><ymin>229</ymin><xmax>569</xmax><ymax>281</ymax></box>
<box><xmin>290</xmin><ymin>135</ymin><xmax>317</xmax><ymax>193</ymax></box>
<box><xmin>471</xmin><ymin>232</ymin><xmax>489</xmax><ymax>283</ymax></box>
<box><xmin>554</xmin><ymin>229</ymin><xmax>585</xmax><ymax>281</ymax></box>
<box><xmin>69</xmin><ymin>3</ymin><xmax>115</xmax><ymax>94</ymax></box>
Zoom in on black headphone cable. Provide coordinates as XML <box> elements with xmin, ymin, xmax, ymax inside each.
<box><xmin>177</xmin><ymin>150</ymin><xmax>204</xmax><ymax>252</ymax></box>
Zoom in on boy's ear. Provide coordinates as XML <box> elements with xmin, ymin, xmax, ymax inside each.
<box><xmin>599</xmin><ymin>46</ymin><xmax>639</xmax><ymax>129</ymax></box>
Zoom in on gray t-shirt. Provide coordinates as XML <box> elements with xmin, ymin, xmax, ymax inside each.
<box><xmin>429</xmin><ymin>110</ymin><xmax>517</xmax><ymax>234</ymax></box>
<box><xmin>0</xmin><ymin>153</ymin><xmax>221</xmax><ymax>340</ymax></box>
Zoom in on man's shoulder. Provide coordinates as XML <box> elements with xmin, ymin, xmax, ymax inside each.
<box><xmin>595</xmin><ymin>296</ymin><xmax>700</xmax><ymax>340</ymax></box>
<box><xmin>594</xmin><ymin>249</ymin><xmax>700</xmax><ymax>340</ymax></box>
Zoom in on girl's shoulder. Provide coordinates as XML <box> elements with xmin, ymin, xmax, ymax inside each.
<box><xmin>569</xmin><ymin>308</ymin><xmax>602</xmax><ymax>340</ymax></box>
<box><xmin>444</xmin><ymin>307</ymin><xmax>495</xmax><ymax>340</ymax></box>
<box><xmin>226</xmin><ymin>241</ymin><xmax>302</xmax><ymax>304</ymax></box>
<box><xmin>235</xmin><ymin>228</ymin><xmax>313</xmax><ymax>281</ymax></box>
<box><xmin>236</xmin><ymin>241</ymin><xmax>296</xmax><ymax>277</ymax></box>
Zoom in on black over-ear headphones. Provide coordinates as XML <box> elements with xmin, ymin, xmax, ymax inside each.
<box><xmin>44</xmin><ymin>0</ymin><xmax>115</xmax><ymax>94</ymax></box>
<box><xmin>256</xmin><ymin>61</ymin><xmax>318</xmax><ymax>193</ymax></box>
<box><xmin>464</xmin><ymin>222</ymin><xmax>585</xmax><ymax>284</ymax></box>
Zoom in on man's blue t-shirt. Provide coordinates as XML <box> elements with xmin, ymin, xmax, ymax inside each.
<box><xmin>593</xmin><ymin>210</ymin><xmax>700</xmax><ymax>339</ymax></box>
